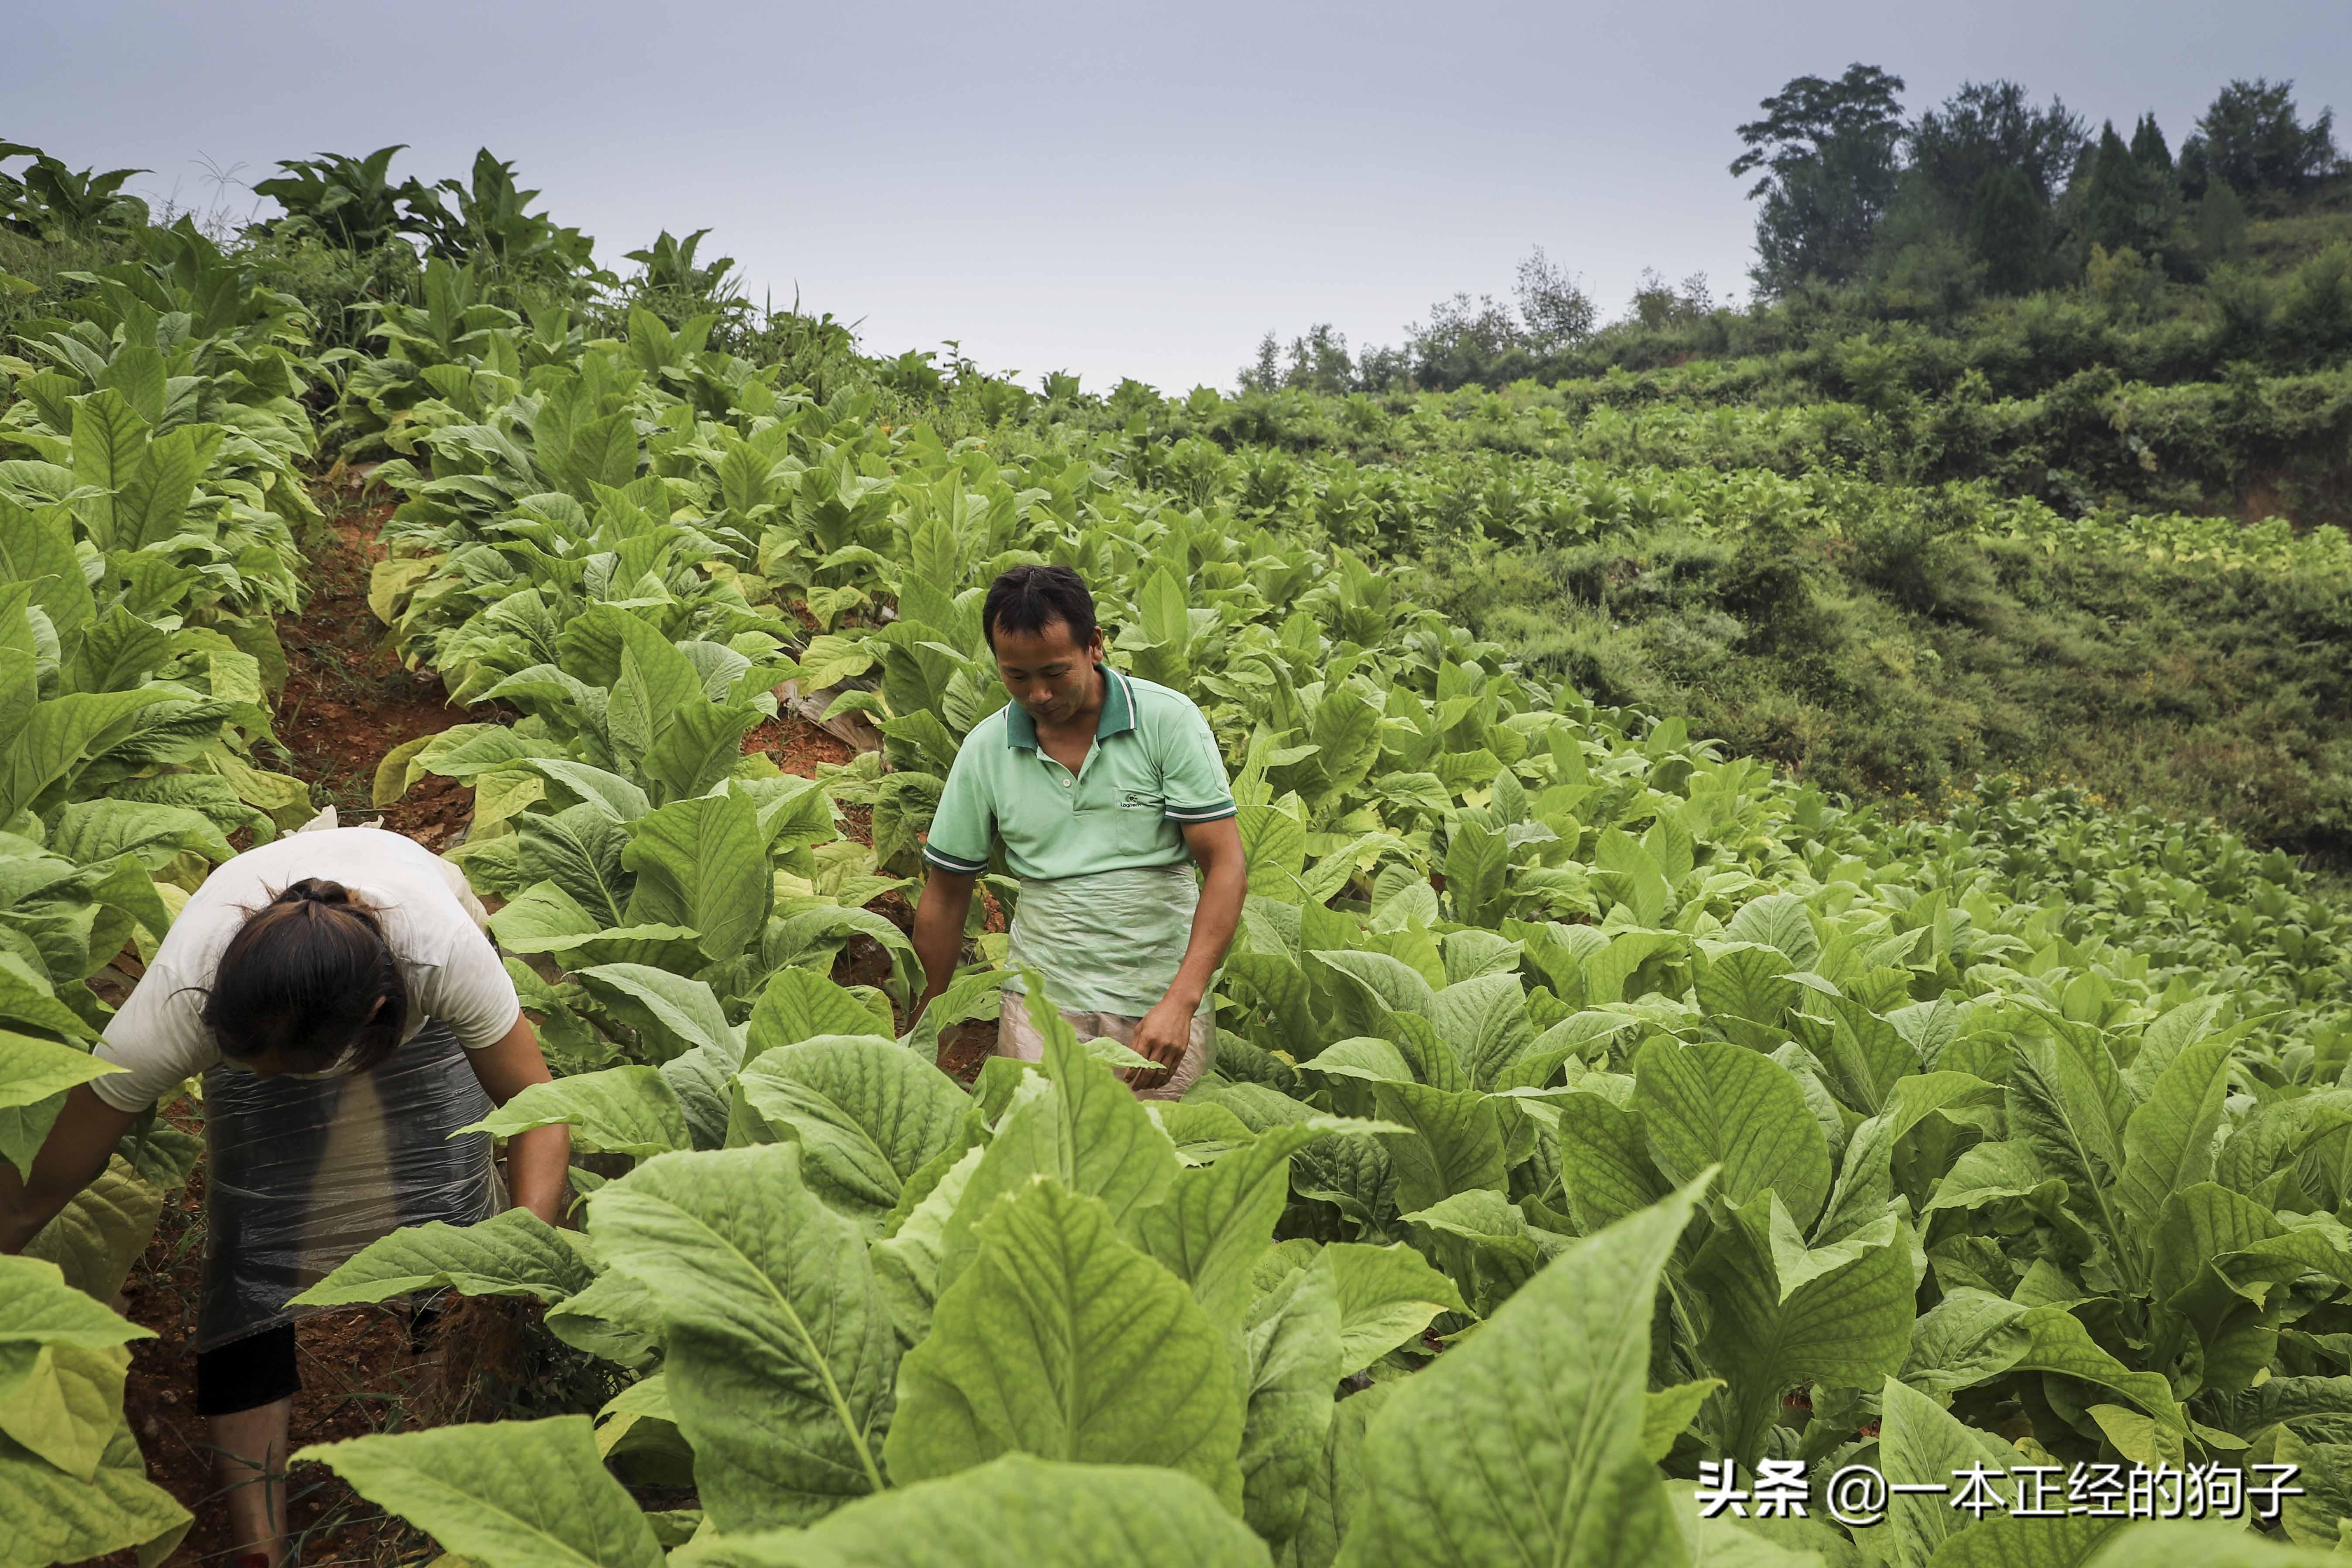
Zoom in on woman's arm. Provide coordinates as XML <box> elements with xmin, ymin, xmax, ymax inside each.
<box><xmin>462</xmin><ymin>1012</ymin><xmax>571</xmax><ymax>1225</ymax></box>
<box><xmin>0</xmin><ymin>1085</ymin><xmax>136</xmax><ymax>1253</ymax></box>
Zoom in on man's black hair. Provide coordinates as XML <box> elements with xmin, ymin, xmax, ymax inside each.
<box><xmin>982</xmin><ymin>564</ymin><xmax>1099</xmax><ymax>650</ymax></box>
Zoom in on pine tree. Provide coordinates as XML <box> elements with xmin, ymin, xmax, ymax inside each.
<box><xmin>2084</xmin><ymin>122</ymin><xmax>2151</xmax><ymax>253</ymax></box>
<box><xmin>2197</xmin><ymin>179</ymin><xmax>2250</xmax><ymax>265</ymax></box>
<box><xmin>2130</xmin><ymin>113</ymin><xmax>2172</xmax><ymax>178</ymax></box>
<box><xmin>1969</xmin><ymin>165</ymin><xmax>2049</xmax><ymax>294</ymax></box>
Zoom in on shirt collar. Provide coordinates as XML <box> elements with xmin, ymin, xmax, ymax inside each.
<box><xmin>1004</xmin><ymin>664</ymin><xmax>1136</xmax><ymax>749</ymax></box>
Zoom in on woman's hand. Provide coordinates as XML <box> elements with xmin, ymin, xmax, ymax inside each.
<box><xmin>464</xmin><ymin>1013</ymin><xmax>571</xmax><ymax>1226</ymax></box>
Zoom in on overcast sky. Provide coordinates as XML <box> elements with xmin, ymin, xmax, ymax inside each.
<box><xmin>14</xmin><ymin>1</ymin><xmax>2350</xmax><ymax>391</ymax></box>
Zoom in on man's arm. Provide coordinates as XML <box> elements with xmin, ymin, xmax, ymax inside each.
<box><xmin>912</xmin><ymin>866</ymin><xmax>980</xmax><ymax>1026</ymax></box>
<box><xmin>463</xmin><ymin>1012</ymin><xmax>571</xmax><ymax>1226</ymax></box>
<box><xmin>0</xmin><ymin>1084</ymin><xmax>136</xmax><ymax>1253</ymax></box>
<box><xmin>1128</xmin><ymin>815</ymin><xmax>1246</xmax><ymax>1090</ymax></box>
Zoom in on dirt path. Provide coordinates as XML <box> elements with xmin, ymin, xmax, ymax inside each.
<box><xmin>107</xmin><ymin>485</ymin><xmax>920</xmax><ymax>1566</ymax></box>
<box><xmin>272</xmin><ymin>491</ymin><xmax>478</xmax><ymax>851</ymax></box>
<box><xmin>108</xmin><ymin>485</ymin><xmax>502</xmax><ymax>1567</ymax></box>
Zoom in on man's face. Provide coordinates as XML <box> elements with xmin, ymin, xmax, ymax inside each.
<box><xmin>990</xmin><ymin>617</ymin><xmax>1102</xmax><ymax>726</ymax></box>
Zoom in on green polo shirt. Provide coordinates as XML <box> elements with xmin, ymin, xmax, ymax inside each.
<box><xmin>923</xmin><ymin>664</ymin><xmax>1236</xmax><ymax>1015</ymax></box>
<box><xmin>922</xmin><ymin>664</ymin><xmax>1236</xmax><ymax>880</ymax></box>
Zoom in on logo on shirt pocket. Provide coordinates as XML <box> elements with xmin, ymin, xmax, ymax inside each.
<box><xmin>1120</xmin><ymin>790</ymin><xmax>1163</xmax><ymax>811</ymax></box>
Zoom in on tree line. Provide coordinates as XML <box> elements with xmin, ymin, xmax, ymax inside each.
<box><xmin>1239</xmin><ymin>72</ymin><xmax>2343</xmax><ymax>395</ymax></box>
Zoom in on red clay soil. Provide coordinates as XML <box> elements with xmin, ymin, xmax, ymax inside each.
<box><xmin>272</xmin><ymin>495</ymin><xmax>478</xmax><ymax>853</ymax></box>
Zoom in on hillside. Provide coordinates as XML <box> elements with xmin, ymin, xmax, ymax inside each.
<box><xmin>3</xmin><ymin>108</ymin><xmax>2352</xmax><ymax>1568</ymax></box>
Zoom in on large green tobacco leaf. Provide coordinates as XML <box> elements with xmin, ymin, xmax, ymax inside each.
<box><xmin>622</xmin><ymin>789</ymin><xmax>770</xmax><ymax>961</ymax></box>
<box><xmin>2008</xmin><ymin>1305</ymin><xmax>2188</xmax><ymax>1434</ymax></box>
<box><xmin>67</xmin><ymin>389</ymin><xmax>148</xmax><ymax>553</ymax></box>
<box><xmin>0</xmin><ymin>1255</ymin><xmax>151</xmax><ymax>1355</ymax></box>
<box><xmin>1554</xmin><ymin>1089</ymin><xmax>1668</xmax><ymax>1232</ymax></box>
<box><xmin>884</xmin><ymin>1177</ymin><xmax>1245</xmax><ymax>1509</ymax></box>
<box><xmin>588</xmin><ymin>1145</ymin><xmax>897</xmax><ymax>1528</ymax></box>
<box><xmin>1428</xmin><ymin>971</ymin><xmax>1531</xmax><ymax>1087</ymax></box>
<box><xmin>1131</xmin><ymin>1123</ymin><xmax>1338</xmax><ymax>1331</ymax></box>
<box><xmin>1899</xmin><ymin>1290</ymin><xmax>2033</xmax><ymax>1397</ymax></box>
<box><xmin>0</xmin><ymin>1036</ymin><xmax>124</xmax><ymax>1171</ymax></box>
<box><xmin>1815</xmin><ymin>1071</ymin><xmax>1998</xmax><ymax>1245</ymax></box>
<box><xmin>1370</xmin><ymin>1080</ymin><xmax>1505</xmax><ymax>1214</ymax></box>
<box><xmin>1722</xmin><ymin>894</ymin><xmax>1819</xmax><ymax>970</ymax></box>
<box><xmin>298</xmin><ymin>1414</ymin><xmax>663</xmax><ymax>1568</ymax></box>
<box><xmin>1033</xmin><ymin>991</ymin><xmax>1181</xmax><ymax>1230</ymax></box>
<box><xmin>677</xmin><ymin>1453</ymin><xmax>1271</xmax><ymax>1568</ymax></box>
<box><xmin>734</xmin><ymin>1037</ymin><xmax>968</xmax><ymax>1227</ymax></box>
<box><xmin>1324</xmin><ymin>1242</ymin><xmax>1467</xmax><ymax>1376</ymax></box>
<box><xmin>464</xmin><ymin>1065</ymin><xmax>692</xmax><ymax>1158</ymax></box>
<box><xmin>1239</xmin><ymin>1253</ymin><xmax>1343</xmax><ymax>1551</ymax></box>
<box><xmin>870</xmin><ymin>1145</ymin><xmax>982</xmax><ymax>1347</ymax></box>
<box><xmin>1877</xmin><ymin>1378</ymin><xmax>2016</xmax><ymax>1568</ymax></box>
<box><xmin>1401</xmin><ymin>1189</ymin><xmax>1567</xmax><ymax>1317</ymax></box>
<box><xmin>0</xmin><ymin>1341</ymin><xmax>127</xmax><ymax>1482</ymax></box>
<box><xmin>575</xmin><ymin>964</ymin><xmax>738</xmax><ymax>1059</ymax></box>
<box><xmin>0</xmin><ymin>1425</ymin><xmax>189</xmax><ymax>1568</ymax></box>
<box><xmin>114</xmin><ymin>423</ymin><xmax>214</xmax><ymax>552</ymax></box>
<box><xmin>1287</xmin><ymin>1382</ymin><xmax>1392</xmax><ymax>1568</ymax></box>
<box><xmin>2007</xmin><ymin>1035</ymin><xmax>2129</xmax><ymax>1256</ymax></box>
<box><xmin>748</xmin><ymin>969</ymin><xmax>894</xmax><ymax>1056</ymax></box>
<box><xmin>2114</xmin><ymin>1034</ymin><xmax>2236</xmax><ymax>1234</ymax></box>
<box><xmin>291</xmin><ymin>1209</ymin><xmax>597</xmax><ymax>1308</ymax></box>
<box><xmin>0</xmin><ymin>687</ymin><xmax>179</xmax><ymax>822</ymax></box>
<box><xmin>1337</xmin><ymin>1175</ymin><xmax>1709</xmax><ymax>1568</ymax></box>
<box><xmin>22</xmin><ymin>1155</ymin><xmax>158</xmax><ymax>1300</ymax></box>
<box><xmin>520</xmin><ymin>805</ymin><xmax>635</xmax><ymax>929</ymax></box>
<box><xmin>1695</xmin><ymin>1196</ymin><xmax>1915</xmax><ymax>1467</ymax></box>
<box><xmin>1633</xmin><ymin>1037</ymin><xmax>1832</xmax><ymax>1229</ymax></box>
<box><xmin>640</xmin><ymin>701</ymin><xmax>762</xmax><ymax>806</ymax></box>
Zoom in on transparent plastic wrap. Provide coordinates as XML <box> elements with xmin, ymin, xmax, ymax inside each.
<box><xmin>196</xmin><ymin>1018</ymin><xmax>501</xmax><ymax>1354</ymax></box>
<box><xmin>1003</xmin><ymin>863</ymin><xmax>1201</xmax><ymax>1015</ymax></box>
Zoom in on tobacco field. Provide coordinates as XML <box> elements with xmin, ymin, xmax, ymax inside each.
<box><xmin>2</xmin><ymin>130</ymin><xmax>2352</xmax><ymax>1568</ymax></box>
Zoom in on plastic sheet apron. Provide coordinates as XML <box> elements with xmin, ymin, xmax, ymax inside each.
<box><xmin>196</xmin><ymin>1018</ymin><xmax>500</xmax><ymax>1355</ymax></box>
<box><xmin>1003</xmin><ymin>862</ymin><xmax>1204</xmax><ymax>1018</ymax></box>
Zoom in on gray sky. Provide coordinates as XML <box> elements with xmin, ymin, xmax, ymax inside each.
<box><xmin>14</xmin><ymin>1</ymin><xmax>2350</xmax><ymax>392</ymax></box>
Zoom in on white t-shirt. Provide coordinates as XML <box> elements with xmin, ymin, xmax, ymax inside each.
<box><xmin>91</xmin><ymin>827</ymin><xmax>522</xmax><ymax>1112</ymax></box>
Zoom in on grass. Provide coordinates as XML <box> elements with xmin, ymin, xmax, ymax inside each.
<box><xmin>1409</xmin><ymin>523</ymin><xmax>2352</xmax><ymax>869</ymax></box>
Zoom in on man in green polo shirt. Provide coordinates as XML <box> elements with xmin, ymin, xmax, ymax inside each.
<box><xmin>912</xmin><ymin>564</ymin><xmax>1245</xmax><ymax>1097</ymax></box>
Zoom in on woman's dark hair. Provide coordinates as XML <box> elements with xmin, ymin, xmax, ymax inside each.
<box><xmin>982</xmin><ymin>564</ymin><xmax>1098</xmax><ymax>651</ymax></box>
<box><xmin>201</xmin><ymin>879</ymin><xmax>407</xmax><ymax>1076</ymax></box>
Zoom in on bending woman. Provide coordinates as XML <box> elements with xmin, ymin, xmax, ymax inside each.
<box><xmin>0</xmin><ymin>823</ymin><xmax>570</xmax><ymax>1568</ymax></box>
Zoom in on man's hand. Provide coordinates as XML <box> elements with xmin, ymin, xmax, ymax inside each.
<box><xmin>1120</xmin><ymin>815</ymin><xmax>1245</xmax><ymax>1094</ymax></box>
<box><xmin>1124</xmin><ymin>994</ymin><xmax>1195</xmax><ymax>1091</ymax></box>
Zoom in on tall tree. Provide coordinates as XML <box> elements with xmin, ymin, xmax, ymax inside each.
<box><xmin>2083</xmin><ymin>122</ymin><xmax>2155</xmax><ymax>254</ymax></box>
<box><xmin>2196</xmin><ymin>179</ymin><xmax>2251</xmax><ymax>265</ymax></box>
<box><xmin>1908</xmin><ymin>80</ymin><xmax>2090</xmax><ymax>224</ymax></box>
<box><xmin>2181</xmin><ymin>78</ymin><xmax>2341</xmax><ymax>195</ymax></box>
<box><xmin>1969</xmin><ymin>165</ymin><xmax>2049</xmax><ymax>295</ymax></box>
<box><xmin>1513</xmin><ymin>247</ymin><xmax>1597</xmax><ymax>349</ymax></box>
<box><xmin>2130</xmin><ymin>113</ymin><xmax>2173</xmax><ymax>178</ymax></box>
<box><xmin>1732</xmin><ymin>63</ymin><xmax>1908</xmax><ymax>295</ymax></box>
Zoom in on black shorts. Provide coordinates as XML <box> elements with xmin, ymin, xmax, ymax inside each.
<box><xmin>193</xmin><ymin>1322</ymin><xmax>299</xmax><ymax>1416</ymax></box>
<box><xmin>193</xmin><ymin>1300</ymin><xmax>450</xmax><ymax>1415</ymax></box>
